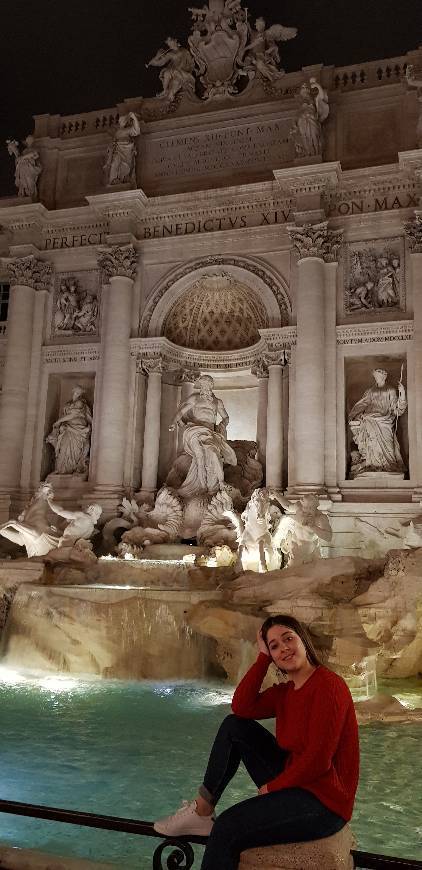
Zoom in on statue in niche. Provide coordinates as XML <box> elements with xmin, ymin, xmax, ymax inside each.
<box><xmin>405</xmin><ymin>65</ymin><xmax>422</xmax><ymax>148</ymax></box>
<box><xmin>146</xmin><ymin>38</ymin><xmax>196</xmax><ymax>102</ymax></box>
<box><xmin>6</xmin><ymin>135</ymin><xmax>42</xmax><ymax>198</ymax></box>
<box><xmin>290</xmin><ymin>78</ymin><xmax>329</xmax><ymax>157</ymax></box>
<box><xmin>46</xmin><ymin>386</ymin><xmax>92</xmax><ymax>477</ymax></box>
<box><xmin>346</xmin><ymin>247</ymin><xmax>401</xmax><ymax>314</ymax></box>
<box><xmin>243</xmin><ymin>17</ymin><xmax>297</xmax><ymax>84</ymax></box>
<box><xmin>55</xmin><ymin>276</ymin><xmax>99</xmax><ymax>335</ymax></box>
<box><xmin>0</xmin><ymin>483</ymin><xmax>60</xmax><ymax>557</ymax></box>
<box><xmin>103</xmin><ymin>112</ymin><xmax>140</xmax><ymax>185</ymax></box>
<box><xmin>166</xmin><ymin>374</ymin><xmax>237</xmax><ymax>499</ymax></box>
<box><xmin>348</xmin><ymin>368</ymin><xmax>407</xmax><ymax>478</ymax></box>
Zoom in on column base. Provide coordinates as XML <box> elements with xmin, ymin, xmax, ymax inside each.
<box><xmin>411</xmin><ymin>488</ymin><xmax>422</xmax><ymax>503</ymax></box>
<box><xmin>287</xmin><ymin>484</ymin><xmax>328</xmax><ymax>497</ymax></box>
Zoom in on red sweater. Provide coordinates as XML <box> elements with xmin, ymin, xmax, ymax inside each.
<box><xmin>232</xmin><ymin>654</ymin><xmax>359</xmax><ymax>821</ymax></box>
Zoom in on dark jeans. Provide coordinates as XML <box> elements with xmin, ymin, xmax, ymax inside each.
<box><xmin>199</xmin><ymin>715</ymin><xmax>345</xmax><ymax>870</ymax></box>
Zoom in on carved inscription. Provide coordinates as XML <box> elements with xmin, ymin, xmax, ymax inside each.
<box><xmin>144</xmin><ymin>121</ymin><xmax>294</xmax><ymax>180</ymax></box>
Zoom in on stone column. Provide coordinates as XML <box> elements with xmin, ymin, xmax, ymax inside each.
<box><xmin>139</xmin><ymin>358</ymin><xmax>163</xmax><ymax>499</ymax></box>
<box><xmin>264</xmin><ymin>352</ymin><xmax>286</xmax><ymax>490</ymax></box>
<box><xmin>287</xmin><ymin>222</ymin><xmax>342</xmax><ymax>494</ymax></box>
<box><xmin>405</xmin><ymin>213</ymin><xmax>422</xmax><ymax>497</ymax></box>
<box><xmin>252</xmin><ymin>362</ymin><xmax>268</xmax><ymax>468</ymax></box>
<box><xmin>0</xmin><ymin>256</ymin><xmax>52</xmax><ymax>502</ymax></box>
<box><xmin>94</xmin><ymin>245</ymin><xmax>137</xmax><ymax>510</ymax></box>
<box><xmin>324</xmin><ymin>244</ymin><xmax>343</xmax><ymax>499</ymax></box>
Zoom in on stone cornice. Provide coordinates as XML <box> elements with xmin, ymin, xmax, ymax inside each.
<box><xmin>337</xmin><ymin>320</ymin><xmax>413</xmax><ymax>346</ymax></box>
<box><xmin>131</xmin><ymin>327</ymin><xmax>296</xmax><ymax>373</ymax></box>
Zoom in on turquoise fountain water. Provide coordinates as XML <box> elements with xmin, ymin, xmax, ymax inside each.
<box><xmin>0</xmin><ymin>670</ymin><xmax>421</xmax><ymax>867</ymax></box>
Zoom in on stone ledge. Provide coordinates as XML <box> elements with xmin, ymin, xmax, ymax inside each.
<box><xmin>0</xmin><ymin>844</ymin><xmax>119</xmax><ymax>870</ymax></box>
<box><xmin>238</xmin><ymin>825</ymin><xmax>355</xmax><ymax>869</ymax></box>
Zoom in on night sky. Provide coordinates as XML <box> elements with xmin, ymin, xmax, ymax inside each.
<box><xmin>1</xmin><ymin>0</ymin><xmax>421</xmax><ymax>195</ymax></box>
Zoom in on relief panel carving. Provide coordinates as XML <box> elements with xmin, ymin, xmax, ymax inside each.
<box><xmin>53</xmin><ymin>270</ymin><xmax>101</xmax><ymax>338</ymax></box>
<box><xmin>344</xmin><ymin>238</ymin><xmax>405</xmax><ymax>316</ymax></box>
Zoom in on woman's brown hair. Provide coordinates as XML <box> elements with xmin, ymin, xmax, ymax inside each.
<box><xmin>261</xmin><ymin>614</ymin><xmax>323</xmax><ymax>669</ymax></box>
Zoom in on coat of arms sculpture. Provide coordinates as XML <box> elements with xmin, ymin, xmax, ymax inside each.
<box><xmin>147</xmin><ymin>0</ymin><xmax>297</xmax><ymax>103</ymax></box>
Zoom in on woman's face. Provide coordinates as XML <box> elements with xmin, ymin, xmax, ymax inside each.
<box><xmin>265</xmin><ymin>625</ymin><xmax>308</xmax><ymax>672</ymax></box>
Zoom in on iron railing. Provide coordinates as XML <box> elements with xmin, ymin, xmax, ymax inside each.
<box><xmin>0</xmin><ymin>799</ymin><xmax>420</xmax><ymax>869</ymax></box>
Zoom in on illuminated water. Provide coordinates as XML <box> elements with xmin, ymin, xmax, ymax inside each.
<box><xmin>0</xmin><ymin>670</ymin><xmax>421</xmax><ymax>867</ymax></box>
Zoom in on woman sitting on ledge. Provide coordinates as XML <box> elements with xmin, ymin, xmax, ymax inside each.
<box><xmin>154</xmin><ymin>615</ymin><xmax>359</xmax><ymax>870</ymax></box>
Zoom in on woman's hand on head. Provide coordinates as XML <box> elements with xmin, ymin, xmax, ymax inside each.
<box><xmin>257</xmin><ymin>628</ymin><xmax>270</xmax><ymax>657</ymax></box>
<box><xmin>258</xmin><ymin>784</ymin><xmax>268</xmax><ymax>795</ymax></box>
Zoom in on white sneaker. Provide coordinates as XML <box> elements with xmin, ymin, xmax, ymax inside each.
<box><xmin>153</xmin><ymin>799</ymin><xmax>215</xmax><ymax>837</ymax></box>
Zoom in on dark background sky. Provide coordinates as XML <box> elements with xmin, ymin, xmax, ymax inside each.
<box><xmin>1</xmin><ymin>0</ymin><xmax>421</xmax><ymax>195</ymax></box>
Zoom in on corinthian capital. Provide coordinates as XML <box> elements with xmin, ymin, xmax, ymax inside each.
<box><xmin>404</xmin><ymin>214</ymin><xmax>422</xmax><ymax>253</ymax></box>
<box><xmin>287</xmin><ymin>222</ymin><xmax>343</xmax><ymax>262</ymax></box>
<box><xmin>3</xmin><ymin>256</ymin><xmax>53</xmax><ymax>291</ymax></box>
<box><xmin>98</xmin><ymin>244</ymin><xmax>138</xmax><ymax>281</ymax></box>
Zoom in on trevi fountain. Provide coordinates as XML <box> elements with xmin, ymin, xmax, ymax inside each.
<box><xmin>0</xmin><ymin>0</ymin><xmax>421</xmax><ymax>867</ymax></box>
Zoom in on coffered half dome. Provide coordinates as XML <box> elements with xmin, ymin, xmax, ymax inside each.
<box><xmin>162</xmin><ymin>273</ymin><xmax>268</xmax><ymax>351</ymax></box>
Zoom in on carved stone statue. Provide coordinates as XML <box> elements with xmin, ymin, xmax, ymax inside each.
<box><xmin>223</xmin><ymin>487</ymin><xmax>281</xmax><ymax>572</ymax></box>
<box><xmin>0</xmin><ymin>483</ymin><xmax>60</xmax><ymax>557</ymax></box>
<box><xmin>405</xmin><ymin>65</ymin><xmax>422</xmax><ymax>148</ymax></box>
<box><xmin>166</xmin><ymin>374</ymin><xmax>237</xmax><ymax>499</ymax></box>
<box><xmin>55</xmin><ymin>277</ymin><xmax>99</xmax><ymax>335</ymax></box>
<box><xmin>271</xmin><ymin>492</ymin><xmax>332</xmax><ymax>567</ymax></box>
<box><xmin>47</xmin><ymin>497</ymin><xmax>102</xmax><ymax>546</ymax></box>
<box><xmin>146</xmin><ymin>37</ymin><xmax>196</xmax><ymax>102</ymax></box>
<box><xmin>196</xmin><ymin>487</ymin><xmax>238</xmax><ymax>547</ymax></box>
<box><xmin>243</xmin><ymin>17</ymin><xmax>297</xmax><ymax>84</ymax></box>
<box><xmin>147</xmin><ymin>1</ymin><xmax>297</xmax><ymax>103</ymax></box>
<box><xmin>6</xmin><ymin>135</ymin><xmax>42</xmax><ymax>198</ymax></box>
<box><xmin>348</xmin><ymin>369</ymin><xmax>407</xmax><ymax>478</ymax></box>
<box><xmin>46</xmin><ymin>387</ymin><xmax>92</xmax><ymax>477</ymax></box>
<box><xmin>118</xmin><ymin>487</ymin><xmax>184</xmax><ymax>552</ymax></box>
<box><xmin>290</xmin><ymin>78</ymin><xmax>329</xmax><ymax>158</ymax></box>
<box><xmin>104</xmin><ymin>112</ymin><xmax>140</xmax><ymax>185</ymax></box>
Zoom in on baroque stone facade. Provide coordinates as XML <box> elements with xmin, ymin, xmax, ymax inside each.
<box><xmin>1</xmin><ymin>1</ymin><xmax>422</xmax><ymax>555</ymax></box>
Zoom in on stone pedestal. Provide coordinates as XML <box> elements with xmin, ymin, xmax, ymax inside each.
<box><xmin>238</xmin><ymin>825</ymin><xmax>355</xmax><ymax>870</ymax></box>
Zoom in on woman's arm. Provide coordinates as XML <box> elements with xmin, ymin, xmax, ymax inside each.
<box><xmin>232</xmin><ymin>632</ymin><xmax>279</xmax><ymax>719</ymax></box>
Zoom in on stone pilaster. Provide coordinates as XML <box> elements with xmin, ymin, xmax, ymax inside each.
<box><xmin>0</xmin><ymin>256</ymin><xmax>52</xmax><ymax>505</ymax></box>
<box><xmin>252</xmin><ymin>361</ymin><xmax>268</xmax><ymax>468</ymax></box>
<box><xmin>405</xmin><ymin>214</ymin><xmax>422</xmax><ymax>497</ymax></box>
<box><xmin>287</xmin><ymin>222</ymin><xmax>342</xmax><ymax>494</ymax></box>
<box><xmin>263</xmin><ymin>351</ymin><xmax>287</xmax><ymax>490</ymax></box>
<box><xmin>139</xmin><ymin>357</ymin><xmax>164</xmax><ymax>500</ymax></box>
<box><xmin>93</xmin><ymin>245</ymin><xmax>137</xmax><ymax>512</ymax></box>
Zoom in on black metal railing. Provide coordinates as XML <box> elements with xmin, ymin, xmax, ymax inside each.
<box><xmin>0</xmin><ymin>799</ymin><xmax>421</xmax><ymax>869</ymax></box>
